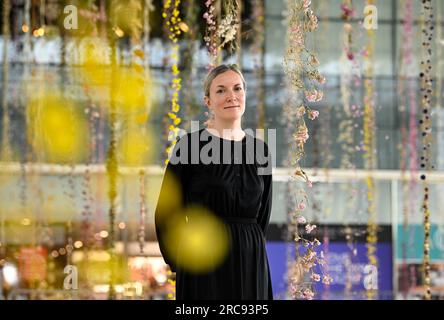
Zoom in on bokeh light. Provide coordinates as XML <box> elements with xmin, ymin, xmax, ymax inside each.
<box><xmin>79</xmin><ymin>39</ymin><xmax>151</xmax><ymax>116</ymax></box>
<box><xmin>163</xmin><ymin>206</ymin><xmax>230</xmax><ymax>274</ymax></box>
<box><xmin>154</xmin><ymin>170</ymin><xmax>183</xmax><ymax>224</ymax></box>
<box><xmin>27</xmin><ymin>93</ymin><xmax>89</xmax><ymax>163</ymax></box>
<box><xmin>118</xmin><ymin>126</ymin><xmax>154</xmax><ymax>166</ymax></box>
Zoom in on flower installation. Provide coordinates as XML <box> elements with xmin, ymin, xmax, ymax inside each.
<box><xmin>282</xmin><ymin>0</ymin><xmax>331</xmax><ymax>300</ymax></box>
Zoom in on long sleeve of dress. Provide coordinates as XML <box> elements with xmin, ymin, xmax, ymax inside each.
<box><xmin>154</xmin><ymin>139</ymin><xmax>189</xmax><ymax>272</ymax></box>
<box><xmin>257</xmin><ymin>143</ymin><xmax>273</xmax><ymax>237</ymax></box>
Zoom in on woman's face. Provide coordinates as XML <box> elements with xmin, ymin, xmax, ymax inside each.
<box><xmin>204</xmin><ymin>70</ymin><xmax>246</xmax><ymax>123</ymax></box>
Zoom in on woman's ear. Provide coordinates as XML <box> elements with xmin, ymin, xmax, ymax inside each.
<box><xmin>204</xmin><ymin>96</ymin><xmax>211</xmax><ymax>108</ymax></box>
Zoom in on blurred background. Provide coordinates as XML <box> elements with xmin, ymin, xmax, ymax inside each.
<box><xmin>0</xmin><ymin>0</ymin><xmax>443</xmax><ymax>300</ymax></box>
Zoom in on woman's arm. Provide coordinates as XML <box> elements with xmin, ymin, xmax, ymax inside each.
<box><xmin>154</xmin><ymin>135</ymin><xmax>189</xmax><ymax>272</ymax></box>
<box><xmin>258</xmin><ymin>142</ymin><xmax>273</xmax><ymax>237</ymax></box>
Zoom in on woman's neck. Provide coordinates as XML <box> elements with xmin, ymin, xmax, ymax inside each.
<box><xmin>208</xmin><ymin>119</ymin><xmax>245</xmax><ymax>141</ymax></box>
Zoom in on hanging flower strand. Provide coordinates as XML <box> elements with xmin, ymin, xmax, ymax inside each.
<box><xmin>338</xmin><ymin>0</ymin><xmax>364</xmax><ymax>296</ymax></box>
<box><xmin>204</xmin><ymin>0</ymin><xmax>239</xmax><ymax>69</ymax></box>
<box><xmin>163</xmin><ymin>0</ymin><xmax>184</xmax><ymax>164</ymax></box>
<box><xmin>138</xmin><ymin>170</ymin><xmax>147</xmax><ymax>254</ymax></box>
<box><xmin>419</xmin><ymin>0</ymin><xmax>434</xmax><ymax>301</ymax></box>
<box><xmin>363</xmin><ymin>0</ymin><xmax>378</xmax><ymax>300</ymax></box>
<box><xmin>398</xmin><ymin>0</ymin><xmax>419</xmax><ymax>298</ymax></box>
<box><xmin>203</xmin><ymin>0</ymin><xmax>218</xmax><ymax>67</ymax></box>
<box><xmin>283</xmin><ymin>0</ymin><xmax>331</xmax><ymax>300</ymax></box>
<box><xmin>250</xmin><ymin>0</ymin><xmax>266</xmax><ymax>129</ymax></box>
<box><xmin>216</xmin><ymin>1</ymin><xmax>239</xmax><ymax>52</ymax></box>
<box><xmin>283</xmin><ymin>0</ymin><xmax>324</xmax><ymax>179</ymax></box>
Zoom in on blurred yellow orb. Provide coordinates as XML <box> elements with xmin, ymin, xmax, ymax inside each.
<box><xmin>118</xmin><ymin>127</ymin><xmax>154</xmax><ymax>166</ymax></box>
<box><xmin>27</xmin><ymin>94</ymin><xmax>88</xmax><ymax>163</ymax></box>
<box><xmin>155</xmin><ymin>169</ymin><xmax>183</xmax><ymax>225</ymax></box>
<box><xmin>164</xmin><ymin>206</ymin><xmax>230</xmax><ymax>273</ymax></box>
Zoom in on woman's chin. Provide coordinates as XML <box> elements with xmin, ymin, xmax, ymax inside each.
<box><xmin>220</xmin><ymin>110</ymin><xmax>244</xmax><ymax>121</ymax></box>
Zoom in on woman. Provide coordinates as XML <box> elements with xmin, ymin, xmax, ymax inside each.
<box><xmin>155</xmin><ymin>64</ymin><xmax>273</xmax><ymax>300</ymax></box>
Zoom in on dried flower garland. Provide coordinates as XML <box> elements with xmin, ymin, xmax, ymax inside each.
<box><xmin>437</xmin><ymin>0</ymin><xmax>444</xmax><ymax>173</ymax></box>
<box><xmin>203</xmin><ymin>0</ymin><xmax>218</xmax><ymax>65</ymax></box>
<box><xmin>338</xmin><ymin>1</ymin><xmax>365</xmax><ymax>299</ymax></box>
<box><xmin>419</xmin><ymin>0</ymin><xmax>434</xmax><ymax>301</ymax></box>
<box><xmin>363</xmin><ymin>0</ymin><xmax>378</xmax><ymax>300</ymax></box>
<box><xmin>398</xmin><ymin>0</ymin><xmax>419</xmax><ymax>298</ymax></box>
<box><xmin>204</xmin><ymin>0</ymin><xmax>239</xmax><ymax>68</ymax></box>
<box><xmin>181</xmin><ymin>0</ymin><xmax>200</xmax><ymax>124</ymax></box>
<box><xmin>217</xmin><ymin>0</ymin><xmax>240</xmax><ymax>52</ymax></box>
<box><xmin>283</xmin><ymin>0</ymin><xmax>323</xmax><ymax>172</ymax></box>
<box><xmin>138</xmin><ymin>170</ymin><xmax>147</xmax><ymax>254</ymax></box>
<box><xmin>250</xmin><ymin>0</ymin><xmax>265</xmax><ymax>130</ymax></box>
<box><xmin>283</xmin><ymin>0</ymin><xmax>331</xmax><ymax>300</ymax></box>
<box><xmin>338</xmin><ymin>0</ymin><xmax>362</xmax><ymax>171</ymax></box>
<box><xmin>106</xmin><ymin>11</ymin><xmax>120</xmax><ymax>298</ymax></box>
<box><xmin>163</xmin><ymin>0</ymin><xmax>183</xmax><ymax>163</ymax></box>
<box><xmin>1</xmin><ymin>0</ymin><xmax>11</xmax><ymax>162</ymax></box>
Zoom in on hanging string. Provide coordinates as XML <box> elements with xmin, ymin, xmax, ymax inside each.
<box><xmin>1</xmin><ymin>0</ymin><xmax>11</xmax><ymax>162</ymax></box>
<box><xmin>419</xmin><ymin>0</ymin><xmax>434</xmax><ymax>301</ymax></box>
<box><xmin>106</xmin><ymin>1</ymin><xmax>120</xmax><ymax>298</ymax></box>
<box><xmin>337</xmin><ymin>1</ymin><xmax>362</xmax><ymax>298</ymax></box>
<box><xmin>0</xmin><ymin>0</ymin><xmax>11</xmax><ymax>266</ymax></box>
<box><xmin>250</xmin><ymin>0</ymin><xmax>266</xmax><ymax>132</ymax></box>
<box><xmin>398</xmin><ymin>0</ymin><xmax>418</xmax><ymax>299</ymax></box>
<box><xmin>363</xmin><ymin>0</ymin><xmax>378</xmax><ymax>300</ymax></box>
<box><xmin>235</xmin><ymin>0</ymin><xmax>242</xmax><ymax>67</ymax></box>
<box><xmin>182</xmin><ymin>0</ymin><xmax>200</xmax><ymax>125</ymax></box>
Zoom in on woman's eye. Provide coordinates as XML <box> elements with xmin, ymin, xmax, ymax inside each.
<box><xmin>217</xmin><ymin>89</ymin><xmax>223</xmax><ymax>94</ymax></box>
<box><xmin>235</xmin><ymin>87</ymin><xmax>242</xmax><ymax>91</ymax></box>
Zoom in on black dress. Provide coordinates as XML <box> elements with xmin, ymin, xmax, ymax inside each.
<box><xmin>155</xmin><ymin>128</ymin><xmax>273</xmax><ymax>300</ymax></box>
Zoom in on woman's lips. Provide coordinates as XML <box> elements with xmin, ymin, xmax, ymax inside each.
<box><xmin>224</xmin><ymin>106</ymin><xmax>240</xmax><ymax>109</ymax></box>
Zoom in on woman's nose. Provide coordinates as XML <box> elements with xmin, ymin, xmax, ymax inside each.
<box><xmin>226</xmin><ymin>91</ymin><xmax>238</xmax><ymax>101</ymax></box>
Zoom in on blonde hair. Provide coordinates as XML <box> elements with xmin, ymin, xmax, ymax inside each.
<box><xmin>203</xmin><ymin>64</ymin><xmax>246</xmax><ymax>98</ymax></box>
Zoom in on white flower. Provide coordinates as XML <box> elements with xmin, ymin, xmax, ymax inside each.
<box><xmin>310</xmin><ymin>273</ymin><xmax>321</xmax><ymax>282</ymax></box>
<box><xmin>305</xmin><ymin>224</ymin><xmax>317</xmax><ymax>234</ymax></box>
<box><xmin>297</xmin><ymin>216</ymin><xmax>306</xmax><ymax>224</ymax></box>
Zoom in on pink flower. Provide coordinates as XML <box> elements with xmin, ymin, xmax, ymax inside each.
<box><xmin>341</xmin><ymin>4</ymin><xmax>355</xmax><ymax>18</ymax></box>
<box><xmin>308</xmin><ymin>110</ymin><xmax>319</xmax><ymax>120</ymax></box>
<box><xmin>306</xmin><ymin>250</ymin><xmax>316</xmax><ymax>260</ymax></box>
<box><xmin>297</xmin><ymin>216</ymin><xmax>306</xmax><ymax>224</ymax></box>
<box><xmin>306</xmin><ymin>11</ymin><xmax>318</xmax><ymax>31</ymax></box>
<box><xmin>295</xmin><ymin>128</ymin><xmax>309</xmax><ymax>144</ymax></box>
<box><xmin>311</xmin><ymin>273</ymin><xmax>321</xmax><ymax>282</ymax></box>
<box><xmin>305</xmin><ymin>90</ymin><xmax>323</xmax><ymax>102</ymax></box>
<box><xmin>303</xmin><ymin>0</ymin><xmax>311</xmax><ymax>13</ymax></box>
<box><xmin>291</xmin><ymin>25</ymin><xmax>301</xmax><ymax>34</ymax></box>
<box><xmin>347</xmin><ymin>51</ymin><xmax>355</xmax><ymax>60</ymax></box>
<box><xmin>305</xmin><ymin>224</ymin><xmax>317</xmax><ymax>234</ymax></box>
<box><xmin>322</xmin><ymin>275</ymin><xmax>333</xmax><ymax>285</ymax></box>
<box><xmin>298</xmin><ymin>202</ymin><xmax>306</xmax><ymax>211</ymax></box>
<box><xmin>302</xmin><ymin>288</ymin><xmax>314</xmax><ymax>300</ymax></box>
<box><xmin>290</xmin><ymin>24</ymin><xmax>304</xmax><ymax>46</ymax></box>
<box><xmin>297</xmin><ymin>105</ymin><xmax>306</xmax><ymax>117</ymax></box>
<box><xmin>361</xmin><ymin>48</ymin><xmax>369</xmax><ymax>57</ymax></box>
<box><xmin>317</xmin><ymin>75</ymin><xmax>326</xmax><ymax>84</ymax></box>
<box><xmin>205</xmin><ymin>0</ymin><xmax>212</xmax><ymax>7</ymax></box>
